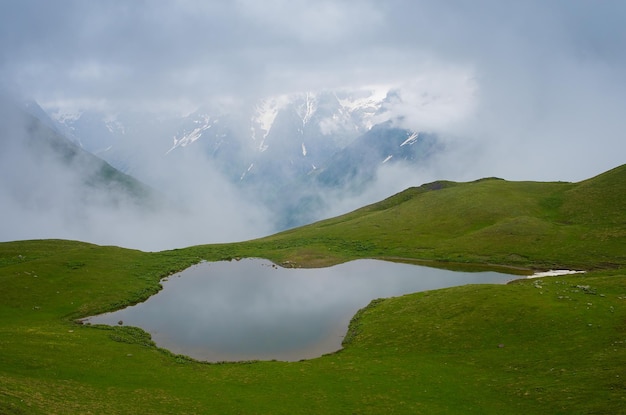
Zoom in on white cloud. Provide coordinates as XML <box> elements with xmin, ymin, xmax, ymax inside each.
<box><xmin>377</xmin><ymin>66</ymin><xmax>478</xmax><ymax>133</ymax></box>
<box><xmin>235</xmin><ymin>0</ymin><xmax>383</xmax><ymax>43</ymax></box>
<box><xmin>0</xmin><ymin>99</ymin><xmax>272</xmax><ymax>250</ymax></box>
<box><xmin>1</xmin><ymin>0</ymin><xmax>625</xmax><ymax>248</ymax></box>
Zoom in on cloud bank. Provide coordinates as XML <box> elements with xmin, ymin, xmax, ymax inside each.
<box><xmin>0</xmin><ymin>99</ymin><xmax>271</xmax><ymax>250</ymax></box>
<box><xmin>1</xmin><ymin>1</ymin><xmax>625</xmax><ymax>248</ymax></box>
<box><xmin>2</xmin><ymin>0</ymin><xmax>624</xmax><ymax>181</ymax></box>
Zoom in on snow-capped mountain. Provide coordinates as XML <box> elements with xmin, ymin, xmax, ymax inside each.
<box><xmin>49</xmin><ymin>87</ymin><xmax>390</xmax><ymax>177</ymax></box>
<box><xmin>46</xmin><ymin>86</ymin><xmax>441</xmax><ymax>229</ymax></box>
<box><xmin>270</xmin><ymin>124</ymin><xmax>441</xmax><ymax>229</ymax></box>
<box><xmin>242</xmin><ymin>90</ymin><xmax>386</xmax><ymax>183</ymax></box>
<box><xmin>312</xmin><ymin>124</ymin><xmax>439</xmax><ymax>188</ymax></box>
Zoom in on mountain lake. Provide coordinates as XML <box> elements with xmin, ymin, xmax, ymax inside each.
<box><xmin>84</xmin><ymin>258</ymin><xmax>519</xmax><ymax>362</ymax></box>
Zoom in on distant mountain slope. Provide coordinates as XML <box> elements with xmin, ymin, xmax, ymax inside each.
<box><xmin>311</xmin><ymin>124</ymin><xmax>439</xmax><ymax>188</ymax></box>
<box><xmin>261</xmin><ymin>164</ymin><xmax>626</xmax><ymax>269</ymax></box>
<box><xmin>261</xmin><ymin>125</ymin><xmax>441</xmax><ymax>229</ymax></box>
<box><xmin>0</xmin><ymin>96</ymin><xmax>159</xmax><ymax>208</ymax></box>
<box><xmin>0</xmin><ymin>94</ymin><xmax>175</xmax><ymax>247</ymax></box>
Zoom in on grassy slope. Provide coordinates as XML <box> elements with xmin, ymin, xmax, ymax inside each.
<box><xmin>246</xmin><ymin>164</ymin><xmax>626</xmax><ymax>270</ymax></box>
<box><xmin>1</xmin><ymin>165</ymin><xmax>625</xmax><ymax>414</ymax></box>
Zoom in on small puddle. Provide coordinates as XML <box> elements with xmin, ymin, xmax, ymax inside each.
<box><xmin>84</xmin><ymin>258</ymin><xmax>517</xmax><ymax>362</ymax></box>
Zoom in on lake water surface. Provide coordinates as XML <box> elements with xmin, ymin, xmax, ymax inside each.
<box><xmin>85</xmin><ymin>258</ymin><xmax>517</xmax><ymax>361</ymax></box>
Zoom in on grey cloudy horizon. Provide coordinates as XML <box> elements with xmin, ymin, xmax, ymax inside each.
<box><xmin>2</xmin><ymin>0</ymin><xmax>625</xmax><ymax>182</ymax></box>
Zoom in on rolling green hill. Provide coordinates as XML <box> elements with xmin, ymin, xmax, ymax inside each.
<box><xmin>241</xmin><ymin>163</ymin><xmax>626</xmax><ymax>270</ymax></box>
<box><xmin>0</xmin><ymin>164</ymin><xmax>624</xmax><ymax>414</ymax></box>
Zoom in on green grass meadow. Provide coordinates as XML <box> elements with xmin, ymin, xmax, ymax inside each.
<box><xmin>1</xmin><ymin>164</ymin><xmax>625</xmax><ymax>414</ymax></box>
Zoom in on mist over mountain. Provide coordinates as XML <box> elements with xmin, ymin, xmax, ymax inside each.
<box><xmin>41</xmin><ymin>87</ymin><xmax>443</xmax><ymax>233</ymax></box>
<box><xmin>0</xmin><ymin>93</ymin><xmax>272</xmax><ymax>250</ymax></box>
<box><xmin>1</xmin><ymin>1</ymin><xmax>624</xmax><ymax>250</ymax></box>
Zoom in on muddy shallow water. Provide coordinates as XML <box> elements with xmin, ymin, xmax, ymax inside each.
<box><xmin>85</xmin><ymin>258</ymin><xmax>517</xmax><ymax>361</ymax></box>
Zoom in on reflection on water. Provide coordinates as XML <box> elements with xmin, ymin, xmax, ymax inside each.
<box><xmin>85</xmin><ymin>258</ymin><xmax>516</xmax><ymax>361</ymax></box>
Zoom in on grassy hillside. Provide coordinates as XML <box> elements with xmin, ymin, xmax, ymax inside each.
<box><xmin>245</xmin><ymin>164</ymin><xmax>626</xmax><ymax>270</ymax></box>
<box><xmin>1</xmin><ymin>164</ymin><xmax>625</xmax><ymax>414</ymax></box>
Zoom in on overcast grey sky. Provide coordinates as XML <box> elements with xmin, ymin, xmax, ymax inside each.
<box><xmin>1</xmin><ymin>0</ymin><xmax>625</xmax><ymax>182</ymax></box>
